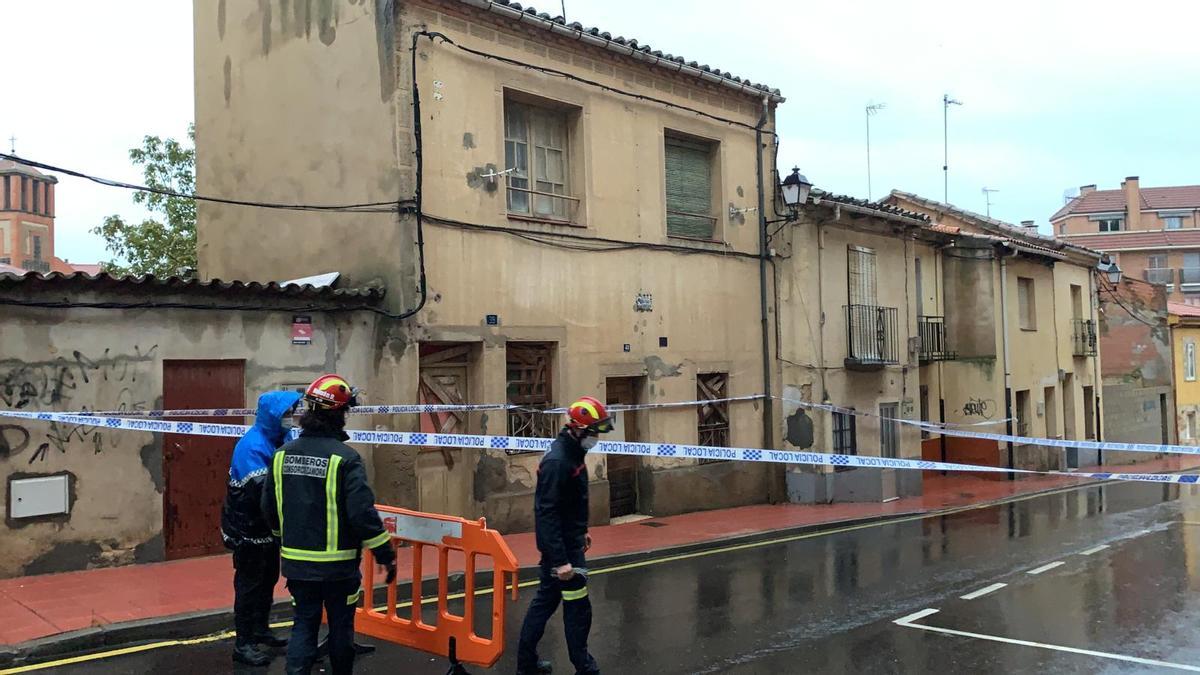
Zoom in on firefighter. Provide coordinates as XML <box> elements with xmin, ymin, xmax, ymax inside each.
<box><xmin>262</xmin><ymin>374</ymin><xmax>397</xmax><ymax>675</ymax></box>
<box><xmin>516</xmin><ymin>396</ymin><xmax>612</xmax><ymax>675</ymax></box>
<box><xmin>222</xmin><ymin>389</ymin><xmax>303</xmax><ymax>667</ymax></box>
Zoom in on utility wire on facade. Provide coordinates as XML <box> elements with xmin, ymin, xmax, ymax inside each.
<box><xmin>0</xmin><ymin>153</ymin><xmax>409</xmax><ymax>213</ymax></box>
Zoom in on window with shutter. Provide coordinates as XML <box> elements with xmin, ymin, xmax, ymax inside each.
<box><xmin>665</xmin><ymin>134</ymin><xmax>716</xmax><ymax>239</ymax></box>
<box><xmin>847</xmin><ymin>246</ymin><xmax>878</xmax><ymax>306</ymax></box>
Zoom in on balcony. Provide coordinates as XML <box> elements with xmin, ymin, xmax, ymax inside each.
<box><xmin>917</xmin><ymin>315</ymin><xmax>956</xmax><ymax>363</ymax></box>
<box><xmin>845</xmin><ymin>304</ymin><xmax>900</xmax><ymax>370</ymax></box>
<box><xmin>1072</xmin><ymin>318</ymin><xmax>1097</xmax><ymax>357</ymax></box>
<box><xmin>21</xmin><ymin>259</ymin><xmax>50</xmax><ymax>274</ymax></box>
<box><xmin>1144</xmin><ymin>268</ymin><xmax>1174</xmax><ymax>288</ymax></box>
<box><xmin>1181</xmin><ymin>267</ymin><xmax>1200</xmax><ymax>291</ymax></box>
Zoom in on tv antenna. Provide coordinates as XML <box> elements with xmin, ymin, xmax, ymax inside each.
<box><xmin>865</xmin><ymin>102</ymin><xmax>885</xmax><ymax>200</ymax></box>
<box><xmin>982</xmin><ymin>187</ymin><xmax>999</xmax><ymax>217</ymax></box>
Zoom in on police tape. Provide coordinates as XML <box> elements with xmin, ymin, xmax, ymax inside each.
<box><xmin>41</xmin><ymin>393</ymin><xmax>1012</xmax><ymax>429</ymax></box>
<box><xmin>783</xmin><ymin>398</ymin><xmax>1200</xmax><ymax>457</ymax></box>
<box><xmin>2</xmin><ymin>409</ymin><xmax>1198</xmax><ymax>487</ymax></box>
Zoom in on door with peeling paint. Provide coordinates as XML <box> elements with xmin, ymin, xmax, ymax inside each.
<box><xmin>417</xmin><ymin>346</ymin><xmax>472</xmax><ymax>517</ymax></box>
<box><xmin>162</xmin><ymin>359</ymin><xmax>245</xmax><ymax>560</ymax></box>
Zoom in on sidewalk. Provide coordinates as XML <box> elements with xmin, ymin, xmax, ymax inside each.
<box><xmin>3</xmin><ymin>456</ymin><xmax>1197</xmax><ymax>650</ymax></box>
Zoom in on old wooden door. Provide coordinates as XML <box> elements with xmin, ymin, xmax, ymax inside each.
<box><xmin>417</xmin><ymin>345</ymin><xmax>473</xmax><ymax>517</ymax></box>
<box><xmin>606</xmin><ymin>377</ymin><xmax>643</xmax><ymax>518</ymax></box>
<box><xmin>162</xmin><ymin>360</ymin><xmax>245</xmax><ymax>560</ymax></box>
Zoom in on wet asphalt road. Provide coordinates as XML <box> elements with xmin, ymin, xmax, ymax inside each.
<box><xmin>28</xmin><ymin>480</ymin><xmax>1200</xmax><ymax>674</ymax></box>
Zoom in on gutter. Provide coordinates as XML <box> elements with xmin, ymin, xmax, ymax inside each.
<box><xmin>459</xmin><ymin>0</ymin><xmax>785</xmax><ymax>103</ymax></box>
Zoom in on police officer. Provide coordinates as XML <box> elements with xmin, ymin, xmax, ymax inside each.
<box><xmin>222</xmin><ymin>390</ymin><xmax>302</xmax><ymax>667</ymax></box>
<box><xmin>262</xmin><ymin>374</ymin><xmax>397</xmax><ymax>675</ymax></box>
<box><xmin>516</xmin><ymin>396</ymin><xmax>612</xmax><ymax>675</ymax></box>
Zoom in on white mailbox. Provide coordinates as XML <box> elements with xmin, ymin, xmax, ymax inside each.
<box><xmin>10</xmin><ymin>475</ymin><xmax>70</xmax><ymax>519</ymax></box>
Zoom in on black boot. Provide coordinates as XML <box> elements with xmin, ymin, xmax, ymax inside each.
<box><xmin>232</xmin><ymin>644</ymin><xmax>272</xmax><ymax>667</ymax></box>
<box><xmin>254</xmin><ymin>628</ymin><xmax>288</xmax><ymax>648</ymax></box>
<box><xmin>517</xmin><ymin>661</ymin><xmax>554</xmax><ymax>675</ymax></box>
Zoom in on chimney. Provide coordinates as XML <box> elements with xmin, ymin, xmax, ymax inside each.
<box><xmin>1122</xmin><ymin>176</ymin><xmax>1141</xmax><ymax>230</ymax></box>
<box><xmin>1079</xmin><ymin>184</ymin><xmax>1096</xmax><ymax>196</ymax></box>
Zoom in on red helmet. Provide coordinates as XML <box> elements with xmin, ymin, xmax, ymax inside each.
<box><xmin>567</xmin><ymin>396</ymin><xmax>614</xmax><ymax>434</ymax></box>
<box><xmin>304</xmin><ymin>374</ymin><xmax>357</xmax><ymax>410</ymax></box>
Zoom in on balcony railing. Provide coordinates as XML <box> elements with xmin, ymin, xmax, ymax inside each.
<box><xmin>21</xmin><ymin>259</ymin><xmax>50</xmax><ymax>274</ymax></box>
<box><xmin>1144</xmin><ymin>268</ymin><xmax>1174</xmax><ymax>287</ymax></box>
<box><xmin>1072</xmin><ymin>318</ymin><xmax>1097</xmax><ymax>357</ymax></box>
<box><xmin>1181</xmin><ymin>267</ymin><xmax>1200</xmax><ymax>288</ymax></box>
<box><xmin>845</xmin><ymin>304</ymin><xmax>900</xmax><ymax>369</ymax></box>
<box><xmin>917</xmin><ymin>315</ymin><xmax>956</xmax><ymax>363</ymax></box>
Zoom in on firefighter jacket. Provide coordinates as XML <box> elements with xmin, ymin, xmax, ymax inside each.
<box><xmin>221</xmin><ymin>390</ymin><xmax>302</xmax><ymax>548</ymax></box>
<box><xmin>261</xmin><ymin>429</ymin><xmax>396</xmax><ymax>581</ymax></box>
<box><xmin>534</xmin><ymin>429</ymin><xmax>591</xmax><ymax>569</ymax></box>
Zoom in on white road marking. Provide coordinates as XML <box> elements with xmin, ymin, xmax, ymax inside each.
<box><xmin>894</xmin><ymin>608</ymin><xmax>940</xmax><ymax>625</ymax></box>
<box><xmin>960</xmin><ymin>583</ymin><xmax>1007</xmax><ymax>600</ymax></box>
<box><xmin>894</xmin><ymin>609</ymin><xmax>1200</xmax><ymax>672</ymax></box>
<box><xmin>1027</xmin><ymin>561</ymin><xmax>1065</xmax><ymax>575</ymax></box>
<box><xmin>1080</xmin><ymin>544</ymin><xmax>1109</xmax><ymax>556</ymax></box>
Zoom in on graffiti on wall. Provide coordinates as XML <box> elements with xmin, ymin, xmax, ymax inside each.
<box><xmin>962</xmin><ymin>397</ymin><xmax>996</xmax><ymax>419</ymax></box>
<box><xmin>0</xmin><ymin>346</ymin><xmax>156</xmax><ymax>464</ymax></box>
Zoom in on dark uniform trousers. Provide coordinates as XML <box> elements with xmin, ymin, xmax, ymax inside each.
<box><xmin>517</xmin><ymin>553</ymin><xmax>598</xmax><ymax>675</ymax></box>
<box><xmin>285</xmin><ymin>577</ymin><xmax>361</xmax><ymax>675</ymax></box>
<box><xmin>232</xmin><ymin>543</ymin><xmax>280</xmax><ymax>646</ymax></box>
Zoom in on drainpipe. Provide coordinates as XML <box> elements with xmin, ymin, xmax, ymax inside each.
<box><xmin>1090</xmin><ymin>270</ymin><xmax>1103</xmax><ymax>462</ymax></box>
<box><xmin>999</xmin><ymin>247</ymin><xmax>1015</xmax><ymax>479</ymax></box>
<box><xmin>755</xmin><ymin>97</ymin><xmax>776</xmax><ymax>473</ymax></box>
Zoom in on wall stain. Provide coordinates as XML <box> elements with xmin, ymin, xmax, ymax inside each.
<box><xmin>473</xmin><ymin>453</ymin><xmax>509</xmax><ymax>503</ymax></box>
<box><xmin>374</xmin><ymin>0</ymin><xmax>396</xmax><ymax>102</ymax></box>
<box><xmin>217</xmin><ymin>0</ymin><xmax>227</xmax><ymax>40</ymax></box>
<box><xmin>22</xmin><ymin>541</ymin><xmax>102</xmax><ymax>576</ymax></box>
<box><xmin>317</xmin><ymin>0</ymin><xmax>337</xmax><ymax>45</ymax></box>
<box><xmin>462</xmin><ymin>132</ymin><xmax>476</xmax><ymax>149</ymax></box>
<box><xmin>785</xmin><ymin>409</ymin><xmax>813</xmax><ymax>448</ymax></box>
<box><xmin>223</xmin><ymin>56</ymin><xmax>232</xmax><ymax>105</ymax></box>
<box><xmin>259</xmin><ymin>0</ymin><xmax>273</xmax><ymax>55</ymax></box>
<box><xmin>134</xmin><ymin>533</ymin><xmax>165</xmax><ymax>564</ymax></box>
<box><xmin>643</xmin><ymin>356</ymin><xmax>681</xmax><ymax>381</ymax></box>
<box><xmin>466</xmin><ymin>164</ymin><xmax>499</xmax><ymax>193</ymax></box>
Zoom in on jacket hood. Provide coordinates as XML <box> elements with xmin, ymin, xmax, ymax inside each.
<box><xmin>254</xmin><ymin>391</ymin><xmax>303</xmax><ymax>443</ymax></box>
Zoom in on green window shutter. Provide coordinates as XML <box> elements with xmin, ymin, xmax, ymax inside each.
<box><xmin>665</xmin><ymin>138</ymin><xmax>714</xmax><ymax>239</ymax></box>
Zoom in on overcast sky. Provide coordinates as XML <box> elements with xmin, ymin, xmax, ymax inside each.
<box><xmin>4</xmin><ymin>1</ymin><xmax>1200</xmax><ymax>264</ymax></box>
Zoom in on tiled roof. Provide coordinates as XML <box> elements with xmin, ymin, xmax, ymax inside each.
<box><xmin>1168</xmin><ymin>301</ymin><xmax>1200</xmax><ymax>318</ymax></box>
<box><xmin>0</xmin><ymin>158</ymin><xmax>55</xmax><ymax>182</ymax></box>
<box><xmin>1051</xmin><ymin>185</ymin><xmax>1200</xmax><ymax>221</ymax></box>
<box><xmin>0</xmin><ymin>270</ymin><xmax>385</xmax><ymax>307</ymax></box>
<box><xmin>473</xmin><ymin>1</ymin><xmax>782</xmax><ymax>100</ymax></box>
<box><xmin>68</xmin><ymin>263</ymin><xmax>103</xmax><ymax>275</ymax></box>
<box><xmin>810</xmin><ymin>191</ymin><xmax>931</xmax><ymax>223</ymax></box>
<box><xmin>887</xmin><ymin>190</ymin><xmax>1102</xmax><ymax>261</ymax></box>
<box><xmin>1060</xmin><ymin>229</ymin><xmax>1200</xmax><ymax>251</ymax></box>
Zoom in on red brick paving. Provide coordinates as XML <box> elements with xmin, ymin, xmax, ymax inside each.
<box><xmin>2</xmin><ymin>455</ymin><xmax>1197</xmax><ymax>646</ymax></box>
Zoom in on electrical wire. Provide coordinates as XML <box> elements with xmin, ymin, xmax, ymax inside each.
<box><xmin>1097</xmin><ymin>277</ymin><xmax>1161</xmax><ymax>328</ymax></box>
<box><xmin>416</xmin><ymin>32</ymin><xmax>759</xmax><ymax>132</ymax></box>
<box><xmin>0</xmin><ymin>153</ymin><xmax>410</xmax><ymax>214</ymax></box>
<box><xmin>423</xmin><ymin>213</ymin><xmax>757</xmax><ymax>258</ymax></box>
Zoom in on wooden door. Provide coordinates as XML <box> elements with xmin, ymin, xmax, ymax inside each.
<box><xmin>417</xmin><ymin>344</ymin><xmax>473</xmax><ymax>517</ymax></box>
<box><xmin>162</xmin><ymin>359</ymin><xmax>245</xmax><ymax>560</ymax></box>
<box><xmin>606</xmin><ymin>377</ymin><xmax>643</xmax><ymax>518</ymax></box>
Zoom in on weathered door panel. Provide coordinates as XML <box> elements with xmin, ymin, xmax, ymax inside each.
<box><xmin>162</xmin><ymin>359</ymin><xmax>245</xmax><ymax>560</ymax></box>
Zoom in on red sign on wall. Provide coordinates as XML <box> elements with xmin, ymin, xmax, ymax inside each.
<box><xmin>291</xmin><ymin>315</ymin><xmax>313</xmax><ymax>345</ymax></box>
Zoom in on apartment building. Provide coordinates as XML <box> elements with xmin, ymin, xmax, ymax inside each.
<box><xmin>1052</xmin><ymin>177</ymin><xmax>1200</xmax><ymax>303</ymax></box>
<box><xmin>887</xmin><ymin>192</ymin><xmax>1105</xmax><ymax>472</ymax></box>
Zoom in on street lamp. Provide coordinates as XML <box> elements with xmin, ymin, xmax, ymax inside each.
<box><xmin>781</xmin><ymin>167</ymin><xmax>813</xmax><ymax>209</ymax></box>
<box><xmin>1098</xmin><ymin>259</ymin><xmax>1123</xmax><ymax>285</ymax></box>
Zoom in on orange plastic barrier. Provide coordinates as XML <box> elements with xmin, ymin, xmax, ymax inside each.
<box><xmin>354</xmin><ymin>505</ymin><xmax>519</xmax><ymax>668</ymax></box>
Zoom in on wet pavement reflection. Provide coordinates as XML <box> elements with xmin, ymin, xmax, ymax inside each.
<box><xmin>35</xmin><ymin>481</ymin><xmax>1200</xmax><ymax>674</ymax></box>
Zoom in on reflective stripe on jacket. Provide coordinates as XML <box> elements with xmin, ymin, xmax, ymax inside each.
<box><xmin>262</xmin><ymin>430</ymin><xmax>395</xmax><ymax>581</ymax></box>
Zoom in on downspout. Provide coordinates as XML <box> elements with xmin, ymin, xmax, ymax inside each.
<box><xmin>755</xmin><ymin>97</ymin><xmax>775</xmax><ymax>462</ymax></box>
<box><xmin>1090</xmin><ymin>270</ymin><xmax>1103</xmax><ymax>460</ymax></box>
<box><xmin>1000</xmin><ymin>247</ymin><xmax>1015</xmax><ymax>479</ymax></box>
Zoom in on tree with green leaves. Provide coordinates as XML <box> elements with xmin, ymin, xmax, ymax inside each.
<box><xmin>92</xmin><ymin>125</ymin><xmax>196</xmax><ymax>278</ymax></box>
